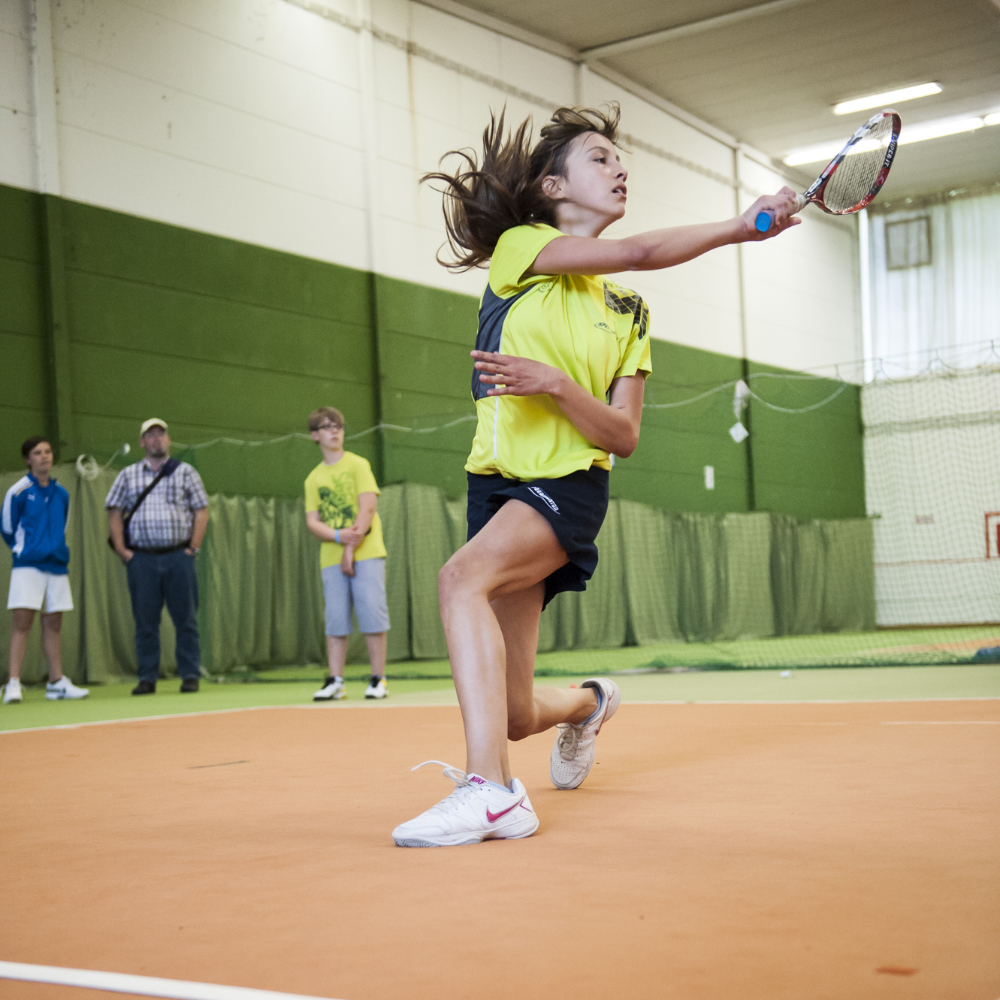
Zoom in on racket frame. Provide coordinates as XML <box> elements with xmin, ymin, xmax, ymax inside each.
<box><xmin>803</xmin><ymin>109</ymin><xmax>901</xmax><ymax>215</ymax></box>
<box><xmin>754</xmin><ymin>109</ymin><xmax>901</xmax><ymax>231</ymax></box>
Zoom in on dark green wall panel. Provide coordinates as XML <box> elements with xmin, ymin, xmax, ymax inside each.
<box><xmin>0</xmin><ymin>184</ymin><xmax>42</xmax><ymax>263</ymax></box>
<box><xmin>377</xmin><ymin>274</ymin><xmax>478</xmax><ymax>344</ymax></box>
<box><xmin>614</xmin><ymin>339</ymin><xmax>750</xmax><ymax>512</ymax></box>
<box><xmin>0</xmin><ymin>257</ymin><xmax>46</xmax><ymax>338</ymax></box>
<box><xmin>66</xmin><ymin>272</ymin><xmax>372</xmax><ymax>382</ymax></box>
<box><xmin>0</xmin><ymin>185</ymin><xmax>49</xmax><ymax>469</ymax></box>
<box><xmin>0</xmin><ymin>332</ymin><xmax>48</xmax><ymax>411</ymax></box>
<box><xmin>747</xmin><ymin>361</ymin><xmax>865</xmax><ymax>519</ymax></box>
<box><xmin>63</xmin><ymin>201</ymin><xmax>372</xmax><ymax>325</ymax></box>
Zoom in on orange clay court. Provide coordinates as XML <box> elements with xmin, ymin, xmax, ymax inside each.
<box><xmin>3</xmin><ymin>695</ymin><xmax>999</xmax><ymax>1000</ymax></box>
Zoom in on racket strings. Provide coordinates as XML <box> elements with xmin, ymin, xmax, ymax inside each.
<box><xmin>822</xmin><ymin>116</ymin><xmax>895</xmax><ymax>213</ymax></box>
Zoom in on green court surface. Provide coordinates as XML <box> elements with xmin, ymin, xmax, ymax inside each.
<box><xmin>2</xmin><ymin>665</ymin><xmax>997</xmax><ymax>733</ymax></box>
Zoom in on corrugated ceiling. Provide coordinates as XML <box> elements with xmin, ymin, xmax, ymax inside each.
<box><xmin>440</xmin><ymin>0</ymin><xmax>1000</xmax><ymax>199</ymax></box>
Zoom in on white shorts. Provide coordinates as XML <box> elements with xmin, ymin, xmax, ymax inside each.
<box><xmin>7</xmin><ymin>567</ymin><xmax>74</xmax><ymax>613</ymax></box>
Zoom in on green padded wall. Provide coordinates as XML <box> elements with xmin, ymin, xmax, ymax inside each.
<box><xmin>747</xmin><ymin>361</ymin><xmax>865</xmax><ymax>519</ymax></box>
<box><xmin>0</xmin><ymin>185</ymin><xmax>50</xmax><ymax>471</ymax></box>
<box><xmin>0</xmin><ymin>182</ymin><xmax>864</xmax><ymax>519</ymax></box>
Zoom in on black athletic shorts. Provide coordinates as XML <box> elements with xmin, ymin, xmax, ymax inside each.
<box><xmin>466</xmin><ymin>467</ymin><xmax>610</xmax><ymax>609</ymax></box>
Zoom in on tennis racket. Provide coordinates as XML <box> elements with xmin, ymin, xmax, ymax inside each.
<box><xmin>755</xmin><ymin>109</ymin><xmax>901</xmax><ymax>232</ymax></box>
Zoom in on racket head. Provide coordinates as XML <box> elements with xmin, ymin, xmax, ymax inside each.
<box><xmin>807</xmin><ymin>110</ymin><xmax>901</xmax><ymax>215</ymax></box>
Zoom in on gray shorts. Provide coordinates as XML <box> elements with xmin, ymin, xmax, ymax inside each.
<box><xmin>321</xmin><ymin>558</ymin><xmax>390</xmax><ymax>636</ymax></box>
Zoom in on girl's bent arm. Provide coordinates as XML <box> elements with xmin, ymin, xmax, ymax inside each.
<box><xmin>472</xmin><ymin>351</ymin><xmax>645</xmax><ymax>457</ymax></box>
<box><xmin>531</xmin><ymin>189</ymin><xmax>801</xmax><ymax>276</ymax></box>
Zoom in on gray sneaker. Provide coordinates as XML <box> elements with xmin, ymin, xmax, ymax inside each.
<box><xmin>549</xmin><ymin>678</ymin><xmax>621</xmax><ymax>790</ymax></box>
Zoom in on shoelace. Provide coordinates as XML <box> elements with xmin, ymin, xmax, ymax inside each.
<box><xmin>410</xmin><ymin>760</ymin><xmax>481</xmax><ymax>814</ymax></box>
<box><xmin>555</xmin><ymin>723</ymin><xmax>583</xmax><ymax>761</ymax></box>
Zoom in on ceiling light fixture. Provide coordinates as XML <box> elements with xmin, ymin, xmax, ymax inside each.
<box><xmin>783</xmin><ymin>115</ymin><xmax>990</xmax><ymax>166</ymax></box>
<box><xmin>833</xmin><ymin>83</ymin><xmax>941</xmax><ymax>115</ymax></box>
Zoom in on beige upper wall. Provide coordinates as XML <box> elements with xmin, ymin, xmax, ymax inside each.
<box><xmin>0</xmin><ymin>0</ymin><xmax>861</xmax><ymax>374</ymax></box>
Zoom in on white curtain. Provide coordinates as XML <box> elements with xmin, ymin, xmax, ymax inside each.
<box><xmin>868</xmin><ymin>191</ymin><xmax>1000</xmax><ymax>375</ymax></box>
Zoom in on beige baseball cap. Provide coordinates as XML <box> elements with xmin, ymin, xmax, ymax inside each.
<box><xmin>140</xmin><ymin>418</ymin><xmax>169</xmax><ymax>436</ymax></box>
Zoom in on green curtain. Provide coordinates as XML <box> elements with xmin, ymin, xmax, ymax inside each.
<box><xmin>0</xmin><ymin>465</ymin><xmax>877</xmax><ymax>681</ymax></box>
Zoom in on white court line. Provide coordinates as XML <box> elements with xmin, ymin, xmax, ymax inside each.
<box><xmin>2</xmin><ymin>696</ymin><xmax>998</xmax><ymax>737</ymax></box>
<box><xmin>0</xmin><ymin>961</ymin><xmax>340</xmax><ymax>1000</ymax></box>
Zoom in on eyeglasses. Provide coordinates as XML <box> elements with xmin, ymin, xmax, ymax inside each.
<box><xmin>316</xmin><ymin>423</ymin><xmax>343</xmax><ymax>431</ymax></box>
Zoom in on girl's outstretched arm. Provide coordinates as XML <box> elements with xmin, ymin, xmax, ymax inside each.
<box><xmin>532</xmin><ymin>188</ymin><xmax>801</xmax><ymax>276</ymax></box>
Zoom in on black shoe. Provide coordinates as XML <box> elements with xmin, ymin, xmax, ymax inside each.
<box><xmin>180</xmin><ymin>678</ymin><xmax>200</xmax><ymax>693</ymax></box>
<box><xmin>132</xmin><ymin>680</ymin><xmax>157</xmax><ymax>696</ymax></box>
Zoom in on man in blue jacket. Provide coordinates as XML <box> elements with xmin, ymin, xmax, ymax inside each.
<box><xmin>2</xmin><ymin>437</ymin><xmax>89</xmax><ymax>704</ymax></box>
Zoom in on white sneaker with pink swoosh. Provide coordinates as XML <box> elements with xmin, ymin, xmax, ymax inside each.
<box><xmin>392</xmin><ymin>761</ymin><xmax>539</xmax><ymax>847</ymax></box>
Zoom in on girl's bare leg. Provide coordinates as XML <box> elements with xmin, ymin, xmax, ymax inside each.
<box><xmin>438</xmin><ymin>499</ymin><xmax>600</xmax><ymax>786</ymax></box>
<box><xmin>492</xmin><ymin>586</ymin><xmax>597</xmax><ymax>743</ymax></box>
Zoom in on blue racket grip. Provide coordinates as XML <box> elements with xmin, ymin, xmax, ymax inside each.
<box><xmin>754</xmin><ymin>211</ymin><xmax>773</xmax><ymax>232</ymax></box>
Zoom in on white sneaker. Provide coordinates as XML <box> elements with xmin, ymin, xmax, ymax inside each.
<box><xmin>392</xmin><ymin>761</ymin><xmax>539</xmax><ymax>847</ymax></box>
<box><xmin>46</xmin><ymin>676</ymin><xmax>90</xmax><ymax>700</ymax></box>
<box><xmin>3</xmin><ymin>678</ymin><xmax>23</xmax><ymax>704</ymax></box>
<box><xmin>364</xmin><ymin>676</ymin><xmax>387</xmax><ymax>699</ymax></box>
<box><xmin>313</xmin><ymin>676</ymin><xmax>346</xmax><ymax>701</ymax></box>
<box><xmin>550</xmin><ymin>678</ymin><xmax>621</xmax><ymax>790</ymax></box>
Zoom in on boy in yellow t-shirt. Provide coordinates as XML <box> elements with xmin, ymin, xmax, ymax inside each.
<box><xmin>304</xmin><ymin>407</ymin><xmax>389</xmax><ymax>702</ymax></box>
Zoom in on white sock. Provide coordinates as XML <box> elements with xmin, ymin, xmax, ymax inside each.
<box><xmin>484</xmin><ymin>778</ymin><xmax>515</xmax><ymax>794</ymax></box>
<box><xmin>579</xmin><ymin>685</ymin><xmax>604</xmax><ymax>726</ymax></box>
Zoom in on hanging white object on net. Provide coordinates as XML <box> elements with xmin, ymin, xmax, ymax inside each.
<box><xmin>733</xmin><ymin>378</ymin><xmax>751</xmax><ymax>418</ymax></box>
<box><xmin>729</xmin><ymin>379</ymin><xmax>751</xmax><ymax>442</ymax></box>
<box><xmin>75</xmin><ymin>443</ymin><xmax>130</xmax><ymax>481</ymax></box>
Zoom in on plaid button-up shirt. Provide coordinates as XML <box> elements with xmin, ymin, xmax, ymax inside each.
<box><xmin>105</xmin><ymin>459</ymin><xmax>208</xmax><ymax>550</ymax></box>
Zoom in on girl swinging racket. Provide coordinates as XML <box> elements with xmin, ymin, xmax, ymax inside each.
<box><xmin>392</xmin><ymin>105</ymin><xmax>799</xmax><ymax>847</ymax></box>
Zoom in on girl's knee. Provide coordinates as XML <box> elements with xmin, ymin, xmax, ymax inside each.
<box><xmin>507</xmin><ymin>707</ymin><xmax>536</xmax><ymax>742</ymax></box>
<box><xmin>438</xmin><ymin>552</ymin><xmax>482</xmax><ymax>604</ymax></box>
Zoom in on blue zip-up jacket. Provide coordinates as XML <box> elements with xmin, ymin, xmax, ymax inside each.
<box><xmin>1</xmin><ymin>474</ymin><xmax>70</xmax><ymax>574</ymax></box>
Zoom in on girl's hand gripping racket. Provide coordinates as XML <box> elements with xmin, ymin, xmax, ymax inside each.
<box><xmin>755</xmin><ymin>109</ymin><xmax>901</xmax><ymax>232</ymax></box>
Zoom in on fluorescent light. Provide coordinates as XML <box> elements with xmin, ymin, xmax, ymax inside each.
<box><xmin>783</xmin><ymin>142</ymin><xmax>842</xmax><ymax>166</ymax></box>
<box><xmin>783</xmin><ymin>138</ymin><xmax>884</xmax><ymax>167</ymax></box>
<box><xmin>833</xmin><ymin>82</ymin><xmax>941</xmax><ymax>115</ymax></box>
<box><xmin>783</xmin><ymin>115</ymin><xmax>987</xmax><ymax>166</ymax></box>
<box><xmin>898</xmin><ymin>117</ymin><xmax>982</xmax><ymax>144</ymax></box>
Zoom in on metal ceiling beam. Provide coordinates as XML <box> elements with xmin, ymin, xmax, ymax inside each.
<box><xmin>579</xmin><ymin>0</ymin><xmax>818</xmax><ymax>61</ymax></box>
<box><xmin>412</xmin><ymin>0</ymin><xmax>577</xmax><ymax>59</ymax></box>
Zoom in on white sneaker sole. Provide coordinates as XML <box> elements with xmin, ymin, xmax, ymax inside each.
<box><xmin>46</xmin><ymin>691</ymin><xmax>89</xmax><ymax>700</ymax></box>
<box><xmin>313</xmin><ymin>688</ymin><xmax>346</xmax><ymax>701</ymax></box>
<box><xmin>393</xmin><ymin>812</ymin><xmax>539</xmax><ymax>848</ymax></box>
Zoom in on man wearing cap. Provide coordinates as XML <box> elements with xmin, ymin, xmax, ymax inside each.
<box><xmin>106</xmin><ymin>420</ymin><xmax>209</xmax><ymax>695</ymax></box>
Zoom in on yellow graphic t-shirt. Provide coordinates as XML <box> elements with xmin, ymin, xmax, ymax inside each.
<box><xmin>465</xmin><ymin>223</ymin><xmax>653</xmax><ymax>481</ymax></box>
<box><xmin>304</xmin><ymin>452</ymin><xmax>387</xmax><ymax>570</ymax></box>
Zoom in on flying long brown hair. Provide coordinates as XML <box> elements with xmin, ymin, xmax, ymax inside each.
<box><xmin>422</xmin><ymin>104</ymin><xmax>620</xmax><ymax>271</ymax></box>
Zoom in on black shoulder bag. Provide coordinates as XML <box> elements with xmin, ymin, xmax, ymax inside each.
<box><xmin>107</xmin><ymin>458</ymin><xmax>180</xmax><ymax>551</ymax></box>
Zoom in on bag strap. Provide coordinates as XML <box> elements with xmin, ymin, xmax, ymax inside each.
<box><xmin>123</xmin><ymin>457</ymin><xmax>180</xmax><ymax>530</ymax></box>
